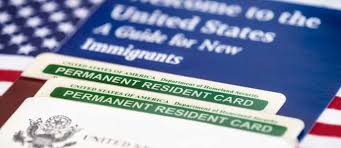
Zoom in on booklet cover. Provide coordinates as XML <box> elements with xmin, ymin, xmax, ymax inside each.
<box><xmin>57</xmin><ymin>0</ymin><xmax>341</xmax><ymax>137</ymax></box>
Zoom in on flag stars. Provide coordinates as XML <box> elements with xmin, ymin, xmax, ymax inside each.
<box><xmin>65</xmin><ymin>0</ymin><xmax>81</xmax><ymax>8</ymax></box>
<box><xmin>89</xmin><ymin>0</ymin><xmax>104</xmax><ymax>4</ymax></box>
<box><xmin>57</xmin><ymin>22</ymin><xmax>74</xmax><ymax>33</ymax></box>
<box><xmin>17</xmin><ymin>44</ymin><xmax>36</xmax><ymax>55</ymax></box>
<box><xmin>0</xmin><ymin>12</ymin><xmax>11</xmax><ymax>24</ymax></box>
<box><xmin>34</xmin><ymin>0</ymin><xmax>48</xmax><ymax>2</ymax></box>
<box><xmin>49</xmin><ymin>11</ymin><xmax>66</xmax><ymax>22</ymax></box>
<box><xmin>2</xmin><ymin>24</ymin><xmax>18</xmax><ymax>35</ymax></box>
<box><xmin>73</xmin><ymin>8</ymin><xmax>89</xmax><ymax>19</ymax></box>
<box><xmin>42</xmin><ymin>38</ymin><xmax>59</xmax><ymax>49</ymax></box>
<box><xmin>18</xmin><ymin>6</ymin><xmax>35</xmax><ymax>18</ymax></box>
<box><xmin>41</xmin><ymin>2</ymin><xmax>58</xmax><ymax>12</ymax></box>
<box><xmin>1</xmin><ymin>0</ymin><xmax>98</xmax><ymax>55</ymax></box>
<box><xmin>34</xmin><ymin>27</ymin><xmax>51</xmax><ymax>37</ymax></box>
<box><xmin>26</xmin><ymin>16</ymin><xmax>42</xmax><ymax>27</ymax></box>
<box><xmin>10</xmin><ymin>34</ymin><xmax>27</xmax><ymax>45</ymax></box>
<box><xmin>10</xmin><ymin>0</ymin><xmax>26</xmax><ymax>6</ymax></box>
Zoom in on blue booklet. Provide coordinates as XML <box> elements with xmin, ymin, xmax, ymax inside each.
<box><xmin>57</xmin><ymin>0</ymin><xmax>341</xmax><ymax>138</ymax></box>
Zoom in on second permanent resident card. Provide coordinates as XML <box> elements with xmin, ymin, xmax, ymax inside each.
<box><xmin>34</xmin><ymin>78</ymin><xmax>303</xmax><ymax>141</ymax></box>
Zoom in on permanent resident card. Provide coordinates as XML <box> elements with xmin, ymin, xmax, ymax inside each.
<box><xmin>0</xmin><ymin>97</ymin><xmax>303</xmax><ymax>148</ymax></box>
<box><xmin>25</xmin><ymin>53</ymin><xmax>286</xmax><ymax>113</ymax></box>
<box><xmin>35</xmin><ymin>78</ymin><xmax>303</xmax><ymax>140</ymax></box>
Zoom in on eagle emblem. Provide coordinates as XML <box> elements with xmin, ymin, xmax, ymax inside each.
<box><xmin>13</xmin><ymin>115</ymin><xmax>81</xmax><ymax>148</ymax></box>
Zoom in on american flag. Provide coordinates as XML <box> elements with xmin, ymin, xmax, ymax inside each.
<box><xmin>263</xmin><ymin>1</ymin><xmax>341</xmax><ymax>147</ymax></box>
<box><xmin>0</xmin><ymin>0</ymin><xmax>341</xmax><ymax>147</ymax></box>
<box><xmin>301</xmin><ymin>89</ymin><xmax>341</xmax><ymax>147</ymax></box>
<box><xmin>0</xmin><ymin>54</ymin><xmax>33</xmax><ymax>95</ymax></box>
<box><xmin>0</xmin><ymin>0</ymin><xmax>103</xmax><ymax>95</ymax></box>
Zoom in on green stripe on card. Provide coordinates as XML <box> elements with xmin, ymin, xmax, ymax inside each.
<box><xmin>43</xmin><ymin>64</ymin><xmax>268</xmax><ymax>110</ymax></box>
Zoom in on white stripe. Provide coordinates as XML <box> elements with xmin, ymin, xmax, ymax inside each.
<box><xmin>275</xmin><ymin>0</ymin><xmax>324</xmax><ymax>6</ymax></box>
<box><xmin>317</xmin><ymin>109</ymin><xmax>341</xmax><ymax>126</ymax></box>
<box><xmin>336</xmin><ymin>88</ymin><xmax>341</xmax><ymax>97</ymax></box>
<box><xmin>275</xmin><ymin>0</ymin><xmax>341</xmax><ymax>10</ymax></box>
<box><xmin>0</xmin><ymin>54</ymin><xmax>34</xmax><ymax>71</ymax></box>
<box><xmin>300</xmin><ymin>135</ymin><xmax>341</xmax><ymax>148</ymax></box>
<box><xmin>324</xmin><ymin>0</ymin><xmax>341</xmax><ymax>10</ymax></box>
<box><xmin>0</xmin><ymin>82</ymin><xmax>13</xmax><ymax>96</ymax></box>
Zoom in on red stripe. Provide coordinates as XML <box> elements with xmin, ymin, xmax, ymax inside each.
<box><xmin>0</xmin><ymin>70</ymin><xmax>22</xmax><ymax>82</ymax></box>
<box><xmin>328</xmin><ymin>96</ymin><xmax>341</xmax><ymax>110</ymax></box>
<box><xmin>310</xmin><ymin>122</ymin><xmax>341</xmax><ymax>137</ymax></box>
